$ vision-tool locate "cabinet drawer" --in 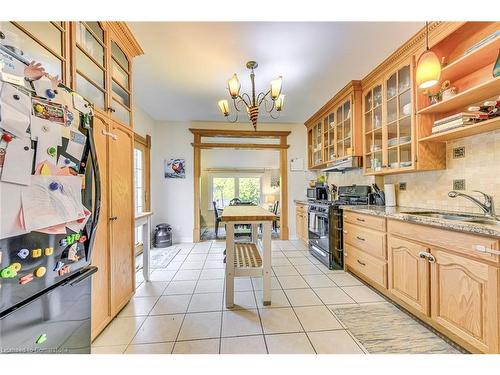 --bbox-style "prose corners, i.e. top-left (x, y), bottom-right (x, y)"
top-left (344, 222), bottom-right (386, 260)
top-left (388, 219), bottom-right (500, 264)
top-left (343, 211), bottom-right (386, 231)
top-left (345, 244), bottom-right (387, 289)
